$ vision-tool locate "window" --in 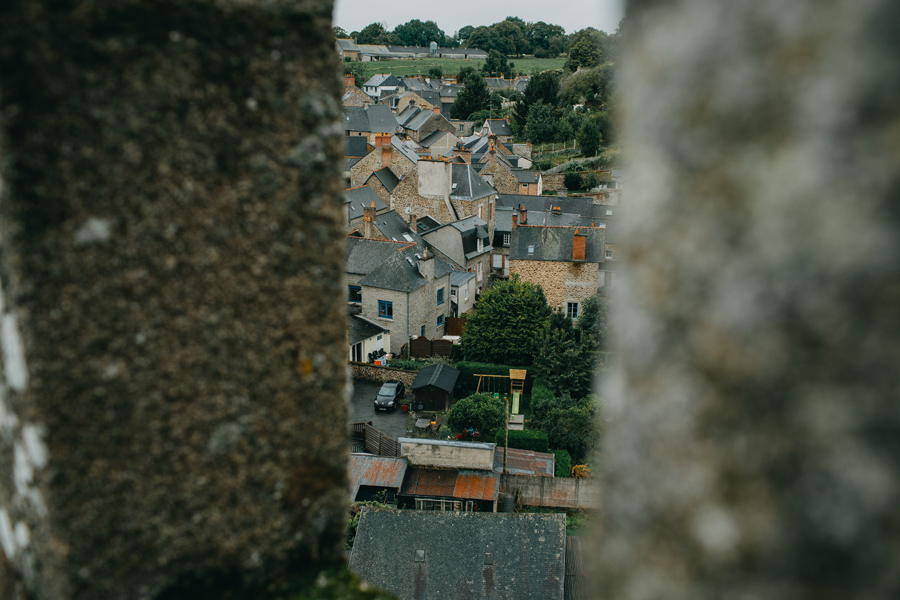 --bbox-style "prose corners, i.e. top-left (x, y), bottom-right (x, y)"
top-left (437, 288), bottom-right (445, 306)
top-left (348, 285), bottom-right (362, 303)
top-left (378, 300), bottom-right (393, 320)
top-left (421, 325), bottom-right (426, 336)
top-left (451, 288), bottom-right (457, 299)
top-left (606, 249), bottom-right (614, 259)
top-left (476, 262), bottom-right (483, 282)
top-left (606, 209), bottom-right (613, 216)
top-left (351, 342), bottom-right (363, 362)
top-left (437, 314), bottom-right (444, 328)
top-left (464, 286), bottom-right (468, 301)
top-left (477, 238), bottom-right (483, 252)
top-left (478, 205), bottom-right (483, 219)
top-left (503, 233), bottom-right (510, 246)
top-left (415, 498), bottom-right (463, 512)
top-left (567, 302), bottom-right (579, 319)
top-left (527, 245), bottom-right (535, 255)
